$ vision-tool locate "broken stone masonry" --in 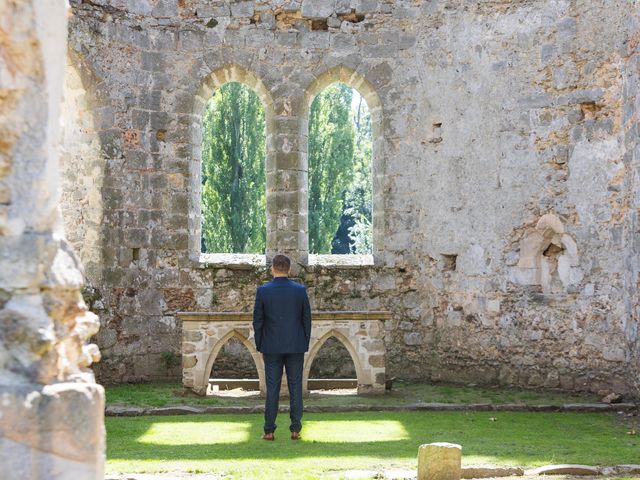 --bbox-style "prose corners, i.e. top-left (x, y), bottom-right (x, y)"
top-left (0, 1), bottom-right (104, 479)
top-left (53, 0), bottom-right (640, 398)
